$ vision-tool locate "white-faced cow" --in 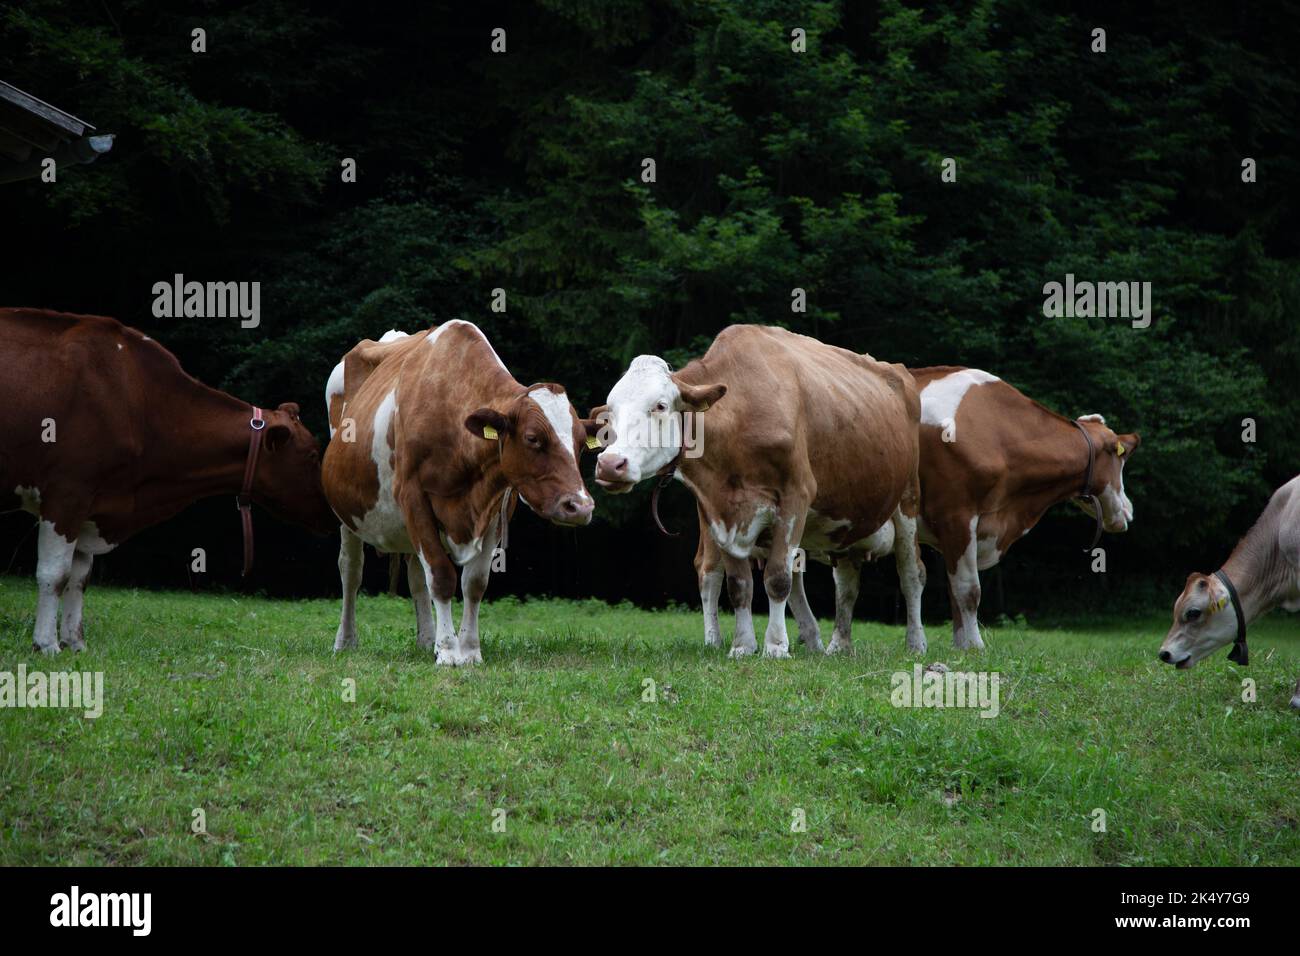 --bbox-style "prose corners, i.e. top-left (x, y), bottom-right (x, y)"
top-left (694, 364), bottom-right (1141, 652)
top-left (321, 320), bottom-right (597, 666)
top-left (592, 324), bottom-right (927, 658)
top-left (1, 308), bottom-right (336, 654)
top-left (1160, 475), bottom-right (1300, 709)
